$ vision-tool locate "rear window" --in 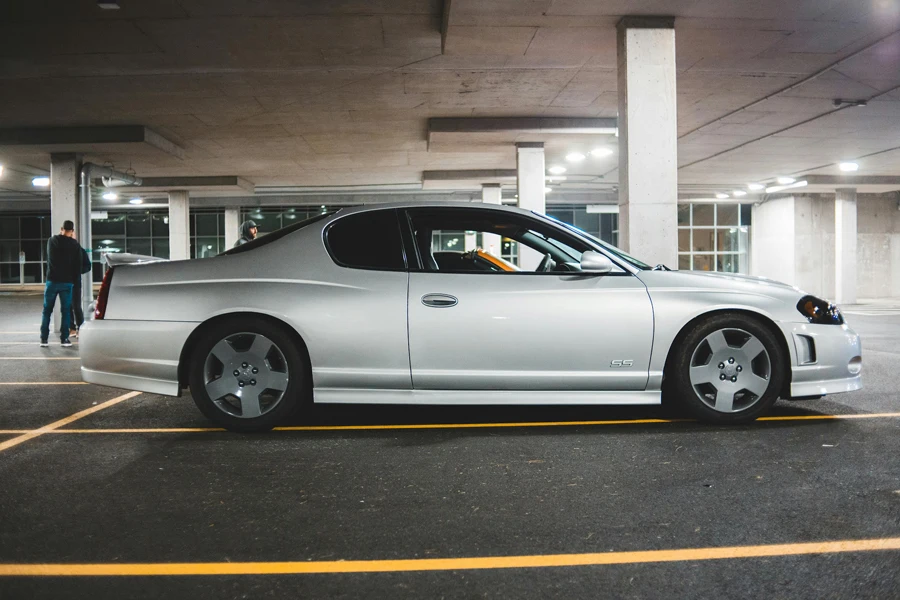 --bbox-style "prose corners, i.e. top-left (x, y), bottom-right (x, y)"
top-left (224, 212), bottom-right (331, 255)
top-left (326, 209), bottom-right (405, 271)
